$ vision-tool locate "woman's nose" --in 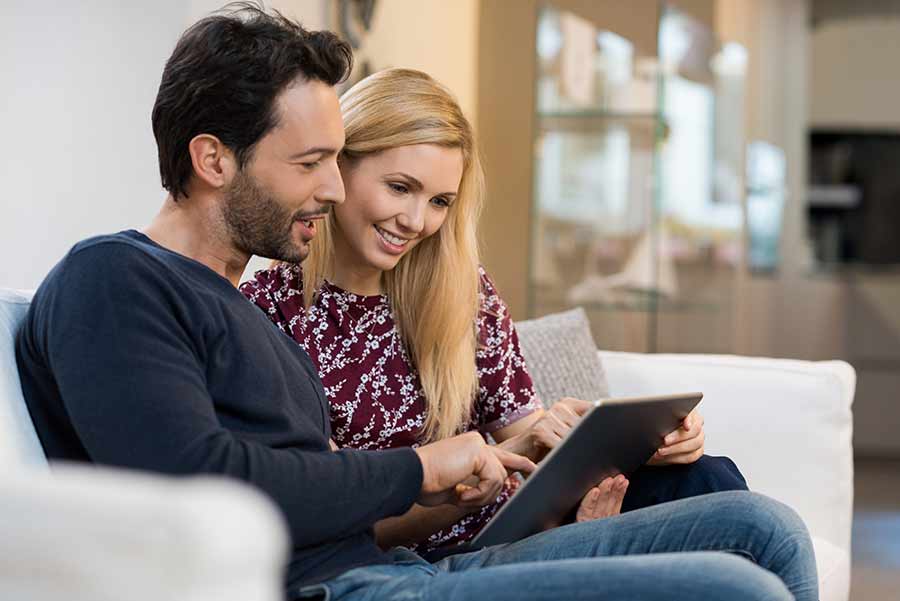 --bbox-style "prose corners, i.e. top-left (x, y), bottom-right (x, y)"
top-left (395, 198), bottom-right (426, 233)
